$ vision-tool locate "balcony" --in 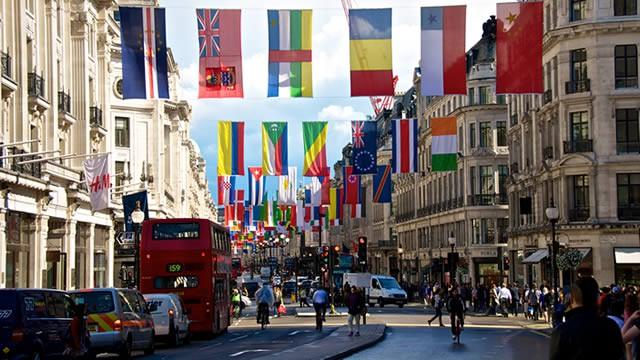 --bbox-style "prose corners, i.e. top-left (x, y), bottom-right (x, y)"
top-left (619, 206), bottom-right (640, 221)
top-left (58, 91), bottom-right (71, 114)
top-left (543, 146), bottom-right (554, 160)
top-left (617, 142), bottom-right (640, 155)
top-left (27, 72), bottom-right (49, 112)
top-left (377, 240), bottom-right (398, 250)
top-left (565, 79), bottom-right (590, 95)
top-left (510, 162), bottom-right (519, 174)
top-left (1, 147), bottom-right (42, 178)
top-left (90, 106), bottom-right (103, 127)
top-left (1, 51), bottom-right (16, 97)
top-left (543, 89), bottom-right (553, 105)
top-left (510, 114), bottom-right (518, 127)
top-left (468, 194), bottom-right (509, 206)
top-left (1, 51), bottom-right (10, 78)
top-left (569, 207), bottom-right (590, 222)
top-left (563, 139), bottom-right (593, 154)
